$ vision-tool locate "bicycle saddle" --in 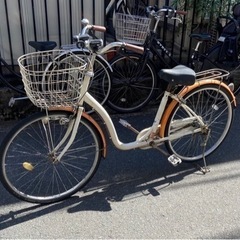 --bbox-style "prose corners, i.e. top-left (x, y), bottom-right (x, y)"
top-left (28, 41), bottom-right (57, 51)
top-left (189, 33), bottom-right (211, 41)
top-left (159, 65), bottom-right (196, 86)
